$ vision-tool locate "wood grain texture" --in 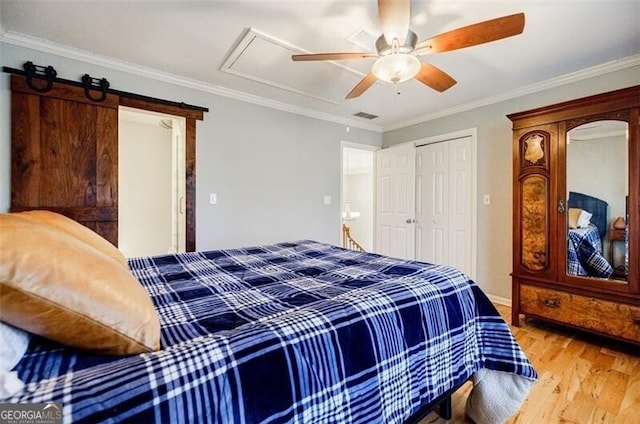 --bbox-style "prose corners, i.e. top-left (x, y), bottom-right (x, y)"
top-left (10, 77), bottom-right (119, 246)
top-left (185, 118), bottom-right (197, 252)
top-left (629, 107), bottom-right (640, 295)
top-left (346, 73), bottom-right (377, 99)
top-left (11, 92), bottom-right (41, 206)
top-left (120, 96), bottom-right (203, 121)
top-left (39, 98), bottom-right (97, 207)
top-left (96, 106), bottom-right (118, 207)
top-left (520, 176), bottom-right (548, 271)
top-left (8, 206), bottom-right (117, 221)
top-left (510, 85), bottom-right (639, 345)
top-left (96, 221), bottom-right (118, 246)
top-left (506, 85), bottom-right (640, 130)
top-left (11, 74), bottom-right (119, 109)
top-left (420, 304), bottom-right (640, 424)
top-left (10, 72), bottom-right (204, 251)
top-left (520, 284), bottom-right (640, 343)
